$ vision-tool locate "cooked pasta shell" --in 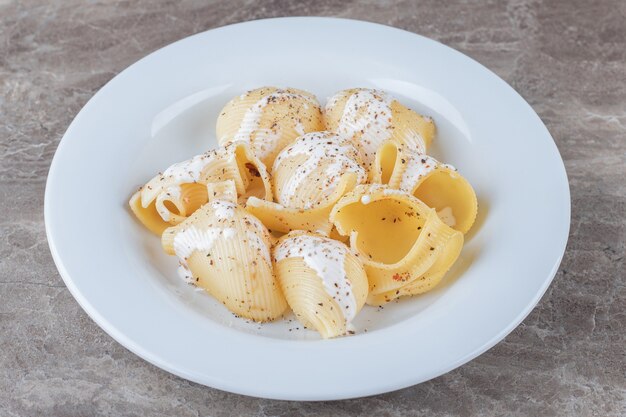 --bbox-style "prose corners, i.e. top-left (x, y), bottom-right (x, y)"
top-left (130, 141), bottom-right (272, 234)
top-left (330, 184), bottom-right (463, 302)
top-left (324, 88), bottom-right (435, 168)
top-left (161, 180), bottom-right (287, 321)
top-left (245, 132), bottom-right (367, 234)
top-left (373, 140), bottom-right (478, 233)
top-left (273, 231), bottom-right (368, 338)
top-left (216, 87), bottom-right (324, 166)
